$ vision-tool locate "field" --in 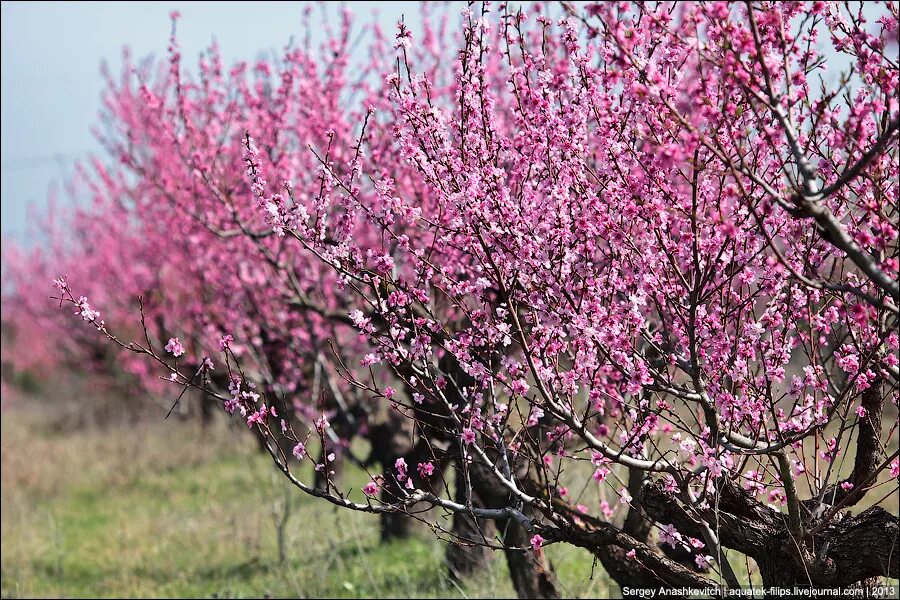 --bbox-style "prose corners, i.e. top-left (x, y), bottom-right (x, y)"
top-left (0, 402), bottom-right (611, 599)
